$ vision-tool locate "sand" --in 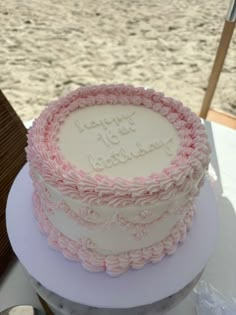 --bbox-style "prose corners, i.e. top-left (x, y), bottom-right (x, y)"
top-left (1, 0), bottom-right (235, 121)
